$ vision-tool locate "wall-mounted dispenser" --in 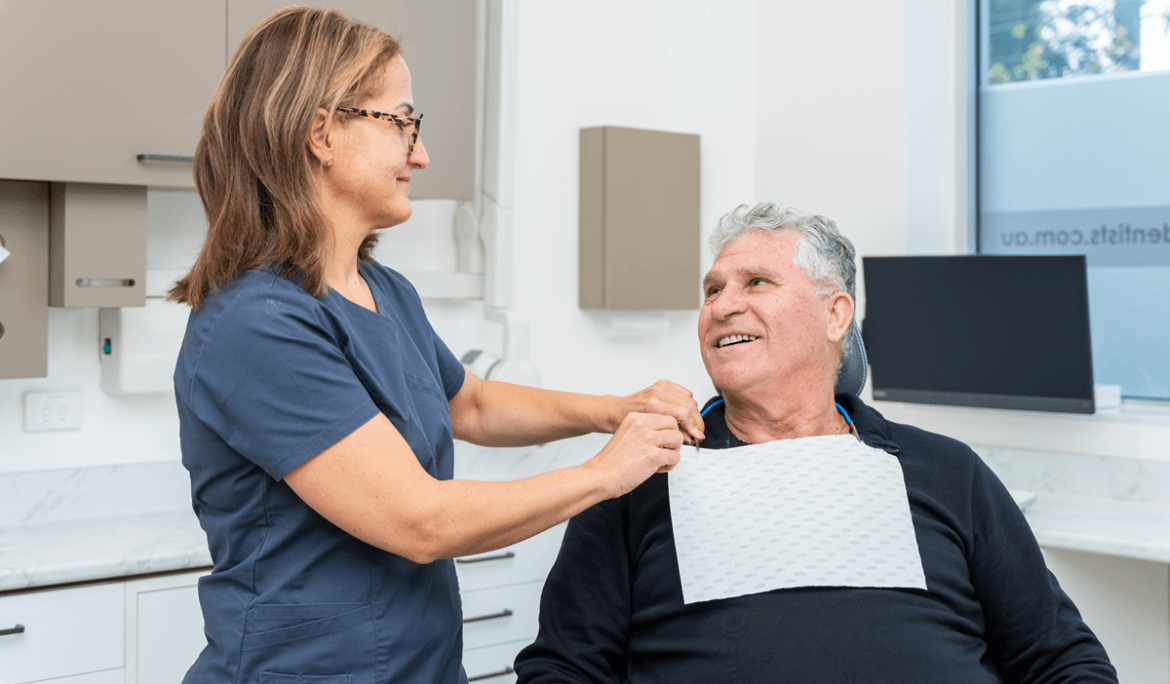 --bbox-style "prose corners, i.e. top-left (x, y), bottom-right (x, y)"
top-left (98, 269), bottom-right (188, 394)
